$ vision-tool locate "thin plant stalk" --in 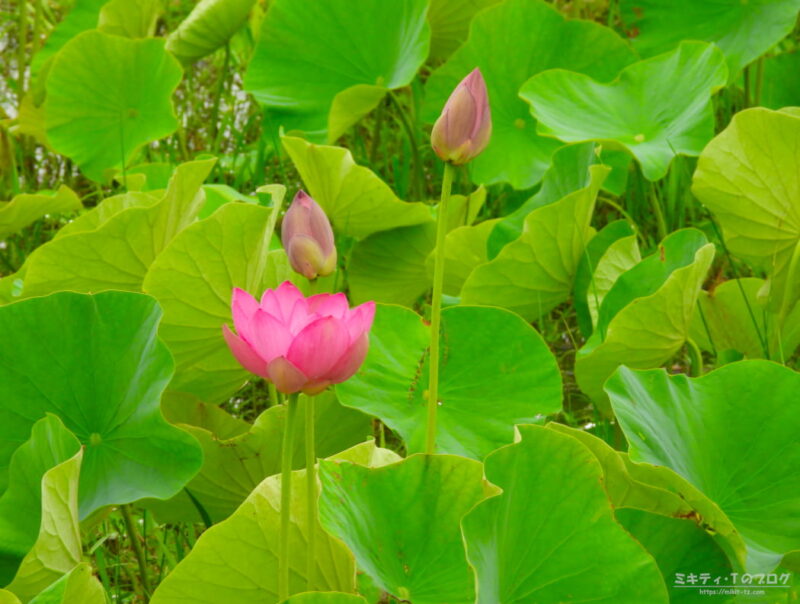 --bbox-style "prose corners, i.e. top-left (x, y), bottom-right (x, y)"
top-left (279, 392), bottom-right (300, 600)
top-left (686, 338), bottom-right (704, 377)
top-left (210, 43), bottom-right (231, 152)
top-left (425, 162), bottom-right (454, 455)
top-left (648, 181), bottom-right (668, 242)
top-left (754, 56), bottom-right (765, 107)
top-left (305, 394), bottom-right (316, 590)
top-left (120, 504), bottom-right (151, 601)
top-left (17, 0), bottom-right (27, 105)
top-left (388, 90), bottom-right (424, 200)
top-left (369, 98), bottom-right (386, 166)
